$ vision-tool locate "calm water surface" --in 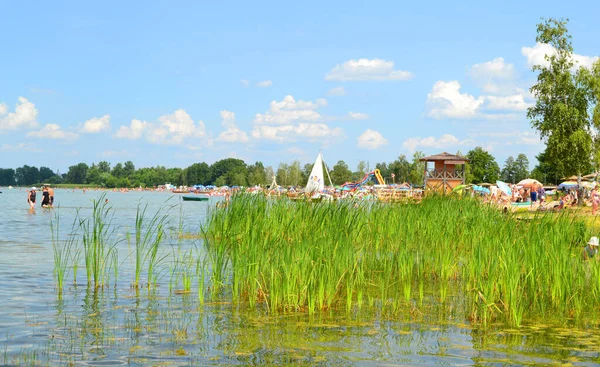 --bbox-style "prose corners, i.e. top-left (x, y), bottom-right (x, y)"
top-left (1, 188), bottom-right (599, 366)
